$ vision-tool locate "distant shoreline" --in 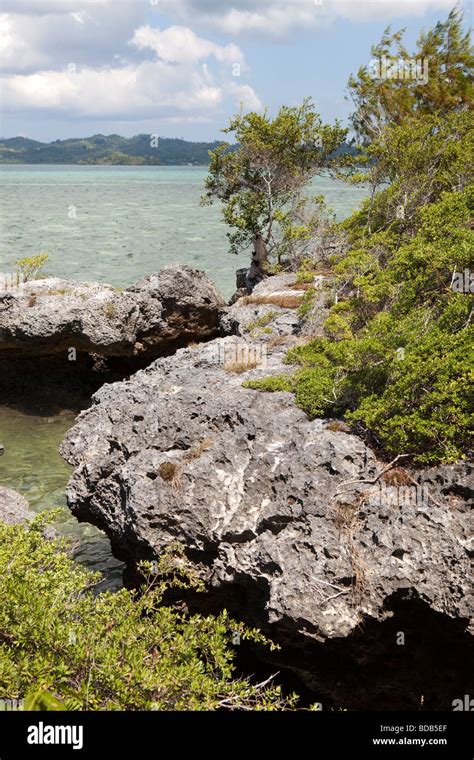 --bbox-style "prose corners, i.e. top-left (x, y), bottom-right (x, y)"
top-left (0, 163), bottom-right (210, 167)
top-left (0, 134), bottom-right (355, 166)
top-left (0, 134), bottom-right (225, 167)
